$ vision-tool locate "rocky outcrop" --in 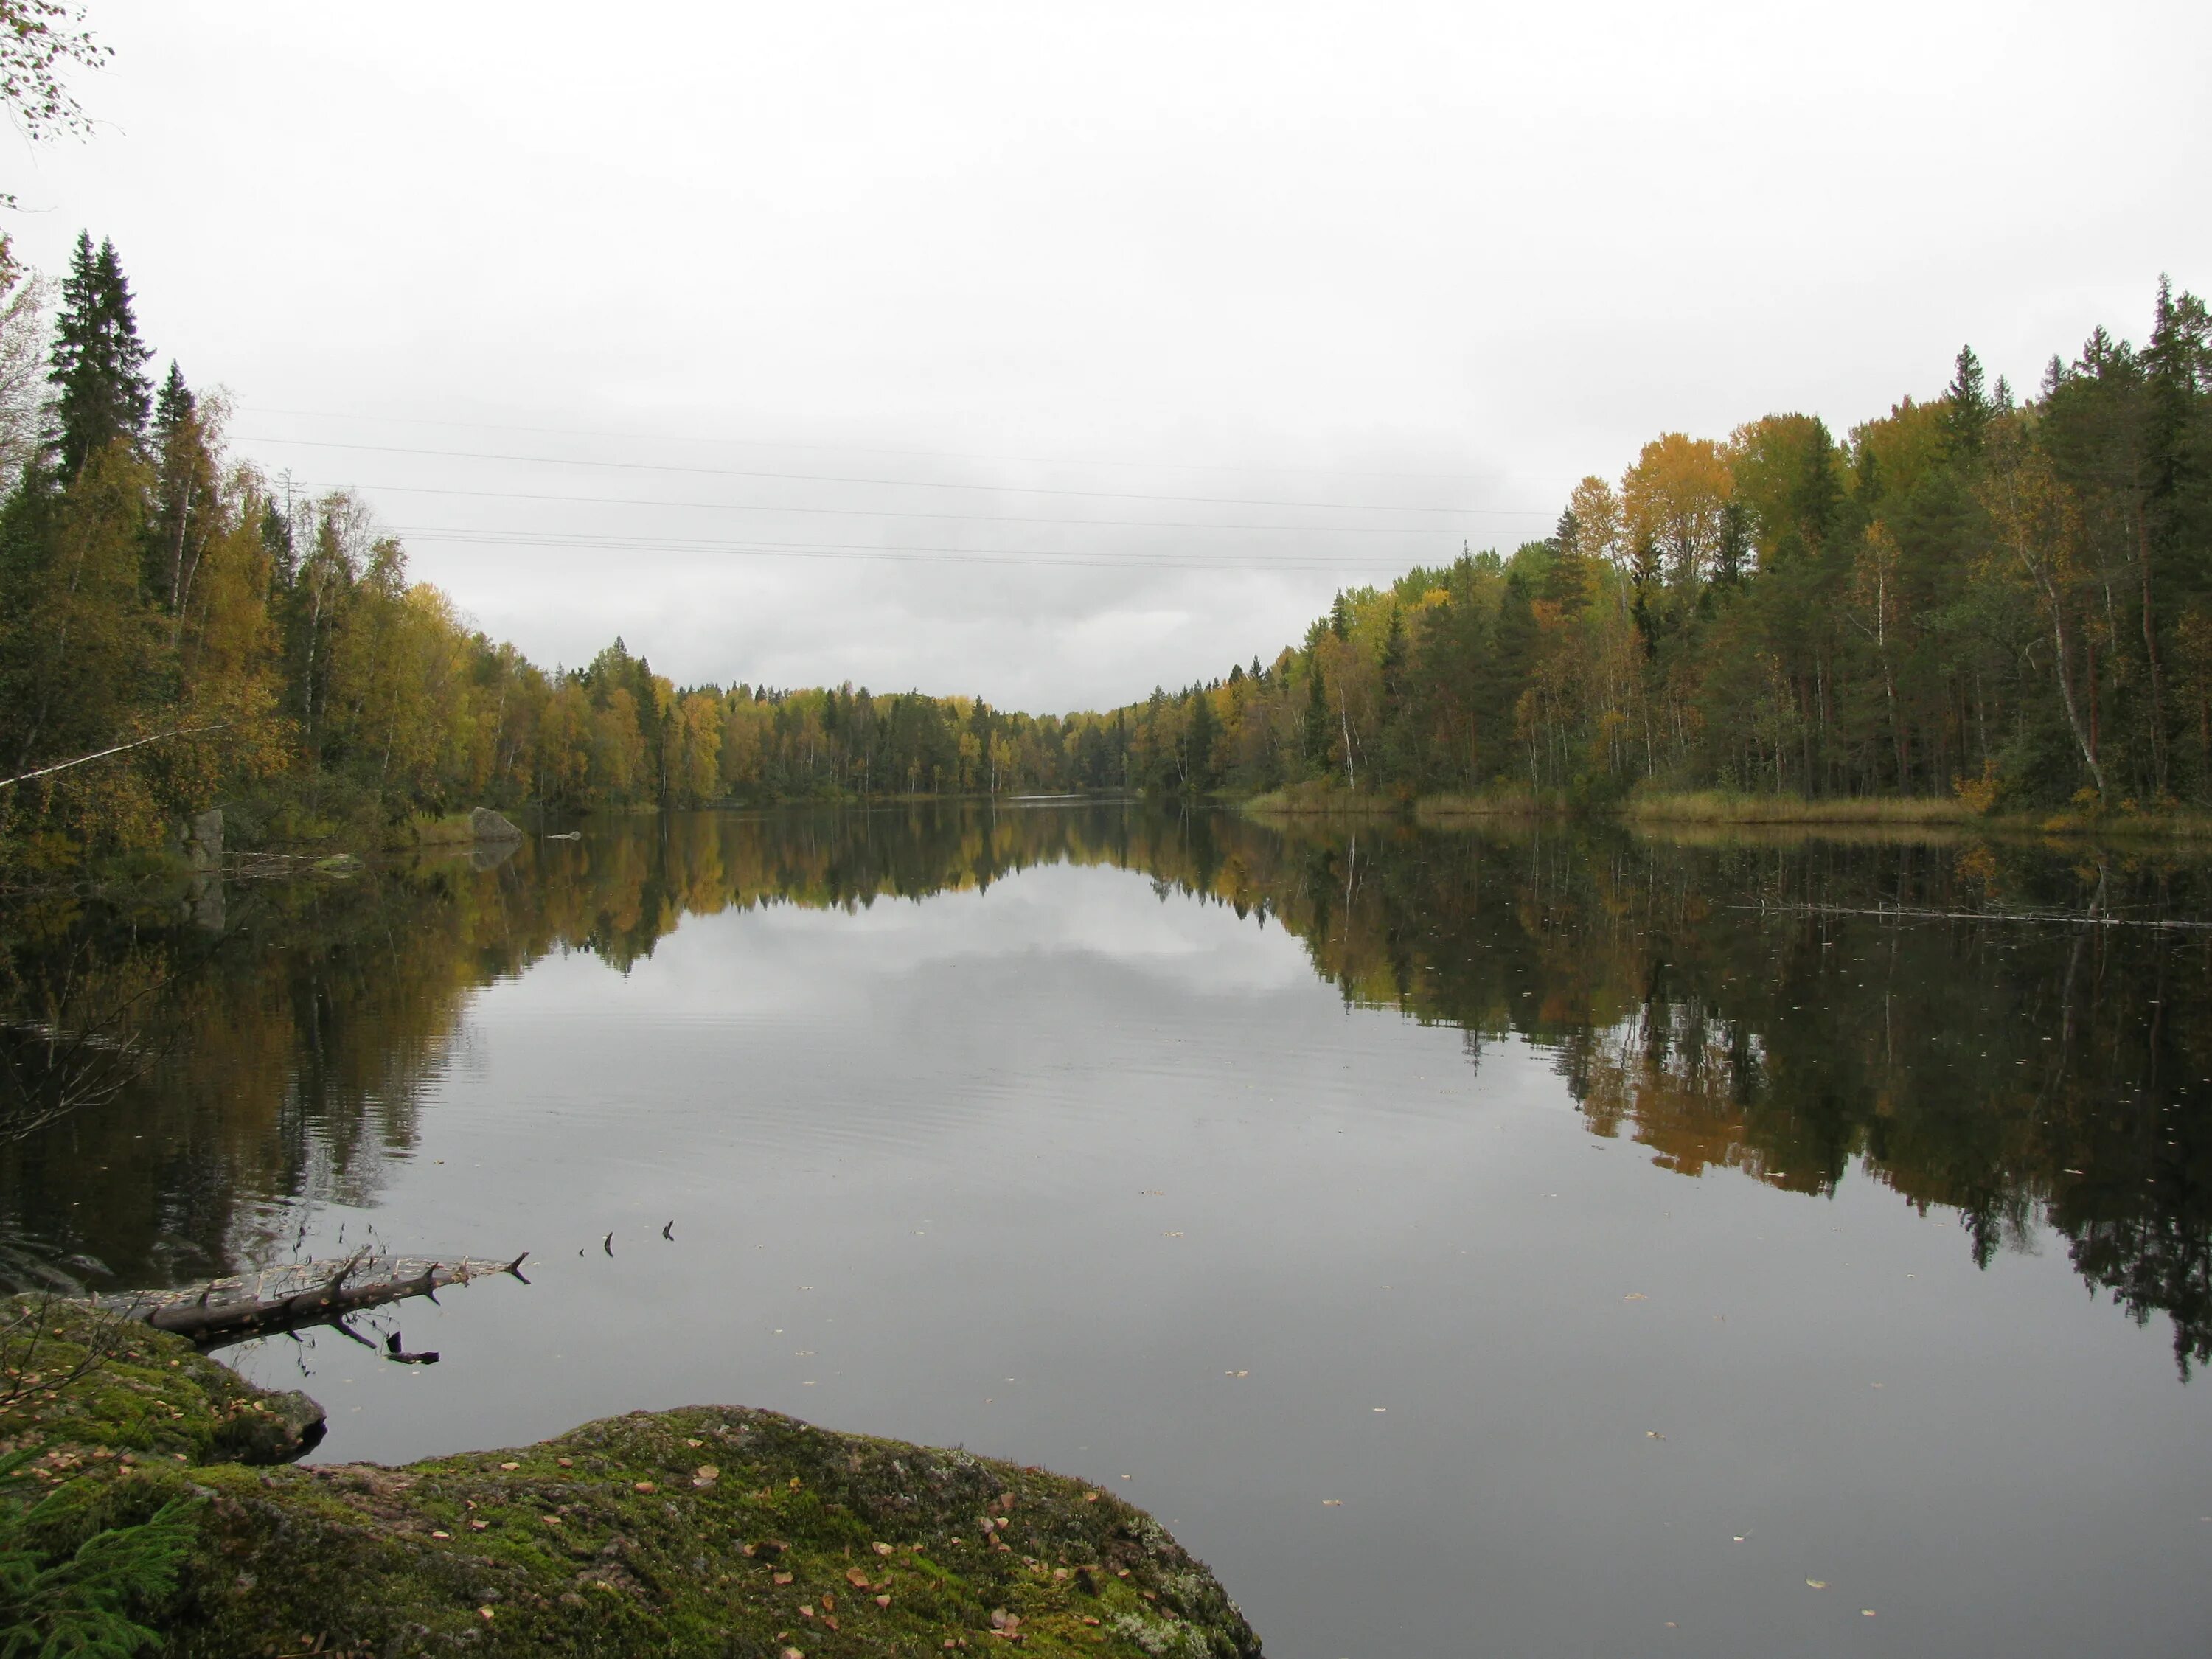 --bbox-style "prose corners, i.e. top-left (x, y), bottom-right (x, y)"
top-left (3, 1300), bottom-right (1265, 1657)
